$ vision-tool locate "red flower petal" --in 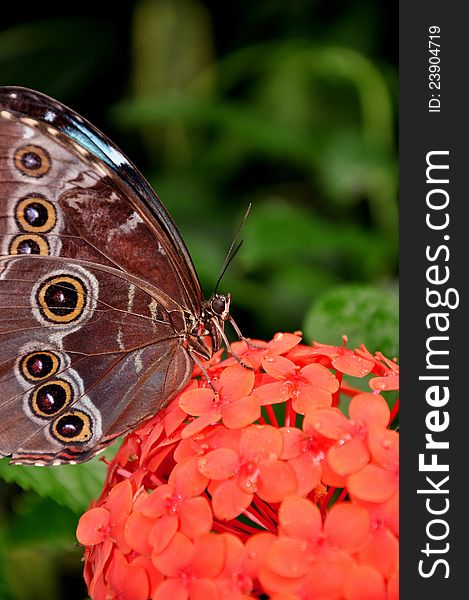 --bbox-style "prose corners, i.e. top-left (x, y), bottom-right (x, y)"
top-left (343, 565), bottom-right (387, 600)
top-left (267, 537), bottom-right (312, 578)
top-left (106, 479), bottom-right (133, 524)
top-left (179, 497), bottom-right (213, 538)
top-left (239, 425), bottom-right (283, 462)
top-left (288, 454), bottom-right (322, 497)
top-left (140, 484), bottom-right (172, 518)
top-left (111, 514), bottom-right (133, 555)
top-left (181, 407), bottom-right (221, 437)
top-left (222, 395), bottom-right (261, 428)
top-left (219, 363), bottom-right (255, 402)
top-left (349, 393), bottom-right (390, 427)
top-left (148, 514), bottom-right (178, 554)
top-left (124, 511), bottom-right (154, 555)
top-left (321, 458), bottom-right (347, 487)
top-left (153, 578), bottom-right (188, 600)
top-left (244, 532), bottom-right (277, 578)
top-left (191, 533), bottom-right (226, 577)
top-left (257, 460), bottom-right (297, 502)
top-left (152, 532), bottom-right (194, 577)
top-left (292, 384), bottom-right (332, 414)
top-left (353, 490), bottom-right (399, 537)
top-left (262, 355), bottom-right (296, 379)
top-left (211, 478), bottom-right (252, 520)
top-left (206, 426), bottom-right (243, 452)
top-left (278, 496), bottom-right (322, 541)
top-left (87, 539), bottom-right (113, 595)
top-left (189, 578), bottom-right (219, 600)
top-left (108, 549), bottom-right (150, 600)
top-left (300, 363), bottom-right (340, 392)
top-left (369, 375), bottom-right (399, 392)
top-left (258, 564), bottom-right (302, 596)
top-left (198, 448), bottom-right (240, 480)
top-left (327, 437), bottom-right (370, 476)
top-left (76, 507), bottom-right (110, 546)
top-left (279, 427), bottom-right (304, 459)
top-left (268, 332), bottom-right (302, 355)
top-left (324, 503), bottom-right (371, 553)
top-left (332, 352), bottom-right (374, 377)
top-left (359, 528), bottom-right (399, 578)
top-left (254, 381), bottom-right (290, 406)
top-left (170, 456), bottom-right (209, 498)
top-left (387, 571), bottom-right (399, 600)
top-left (348, 464), bottom-right (398, 503)
top-left (162, 402), bottom-right (187, 437)
top-left (304, 408), bottom-right (352, 440)
top-left (179, 388), bottom-right (215, 416)
top-left (300, 550), bottom-right (353, 599)
top-left (219, 532), bottom-right (245, 575)
top-left (131, 555), bottom-right (164, 597)
top-left (368, 425), bottom-right (399, 470)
